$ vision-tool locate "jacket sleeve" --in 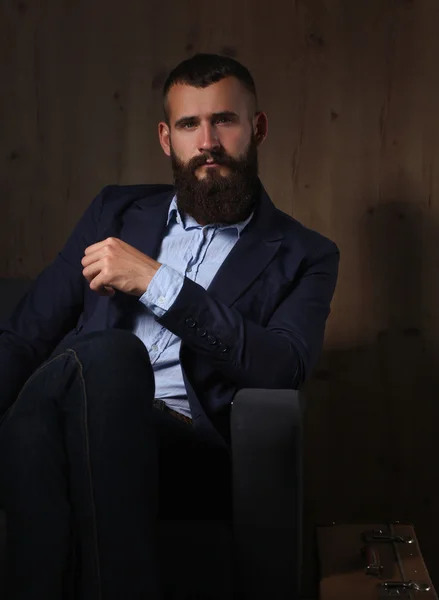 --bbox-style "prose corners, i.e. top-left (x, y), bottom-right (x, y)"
top-left (157, 242), bottom-right (340, 390)
top-left (0, 190), bottom-right (104, 417)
